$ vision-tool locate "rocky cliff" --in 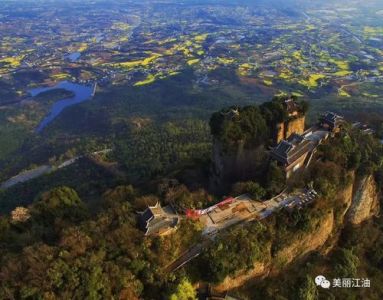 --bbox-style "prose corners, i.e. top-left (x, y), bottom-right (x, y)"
top-left (273, 210), bottom-right (334, 267)
top-left (214, 174), bottom-right (381, 291)
top-left (209, 138), bottom-right (267, 192)
top-left (214, 210), bottom-right (335, 293)
top-left (209, 115), bottom-right (305, 191)
top-left (209, 100), bottom-right (307, 191)
top-left (348, 175), bottom-right (380, 225)
top-left (276, 115), bottom-right (306, 143)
